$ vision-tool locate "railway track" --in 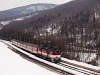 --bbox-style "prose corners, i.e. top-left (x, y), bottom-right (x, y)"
top-left (61, 60), bottom-right (100, 75)
top-left (11, 47), bottom-right (73, 75)
top-left (1, 40), bottom-right (100, 75)
top-left (57, 62), bottom-right (96, 75)
top-left (2, 41), bottom-right (73, 75)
